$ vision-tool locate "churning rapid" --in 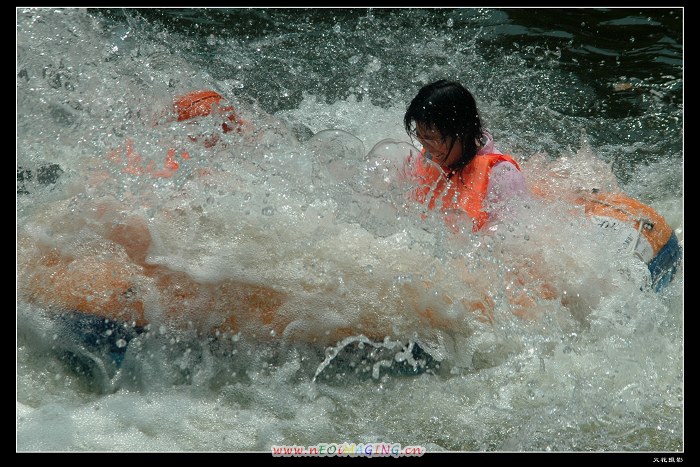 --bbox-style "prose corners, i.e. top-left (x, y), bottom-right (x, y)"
top-left (17, 8), bottom-right (683, 452)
